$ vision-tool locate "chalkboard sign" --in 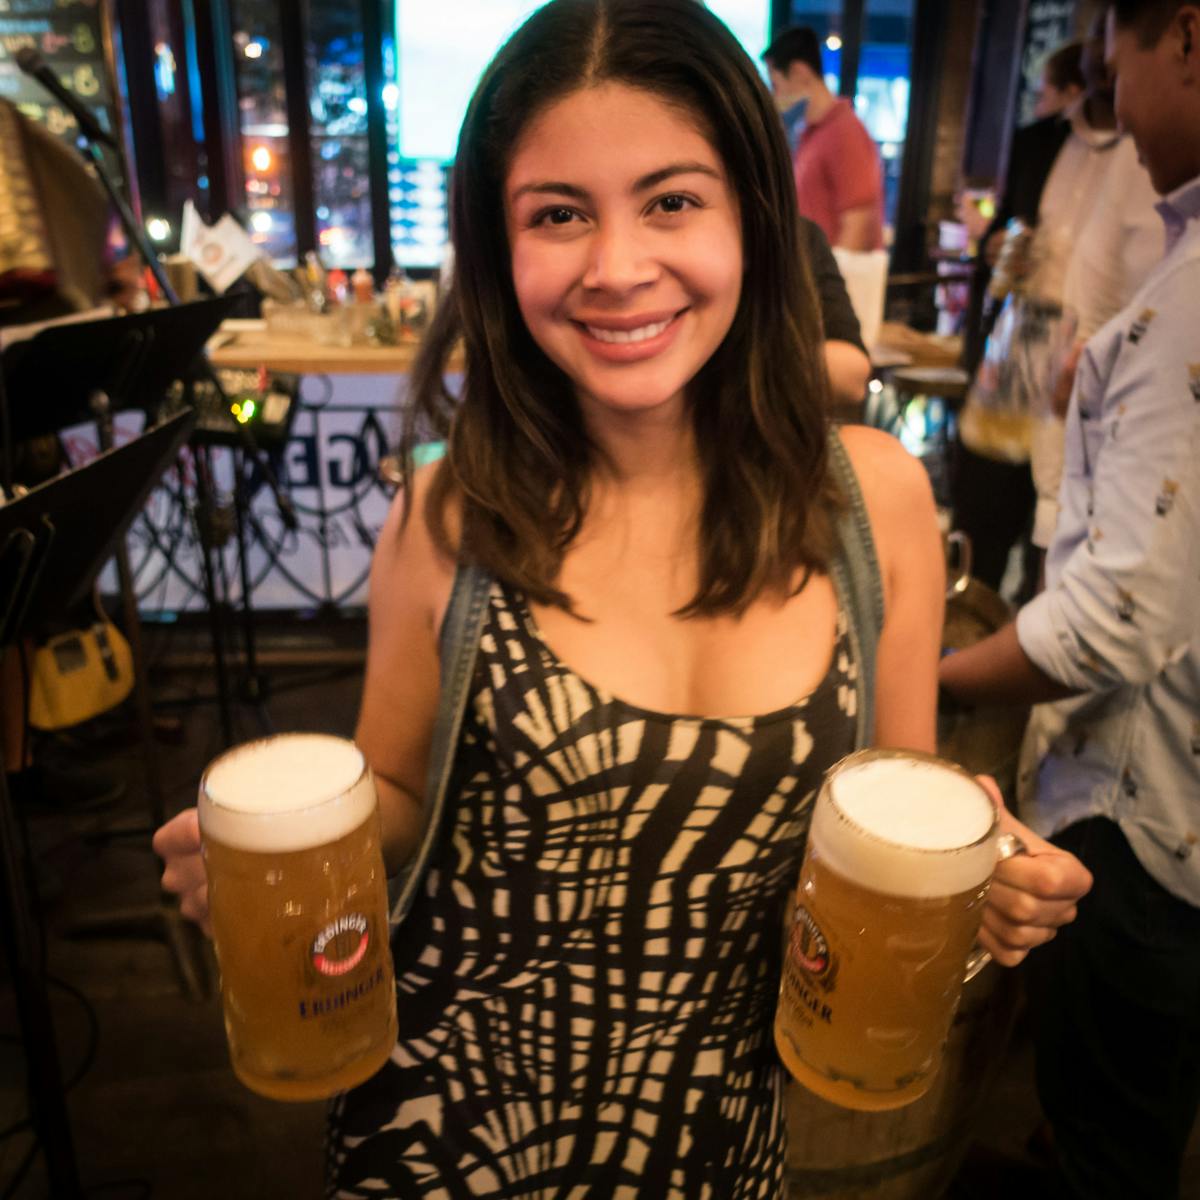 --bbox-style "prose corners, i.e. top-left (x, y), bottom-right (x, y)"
top-left (1015, 0), bottom-right (1078, 127)
top-left (0, 0), bottom-right (119, 153)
